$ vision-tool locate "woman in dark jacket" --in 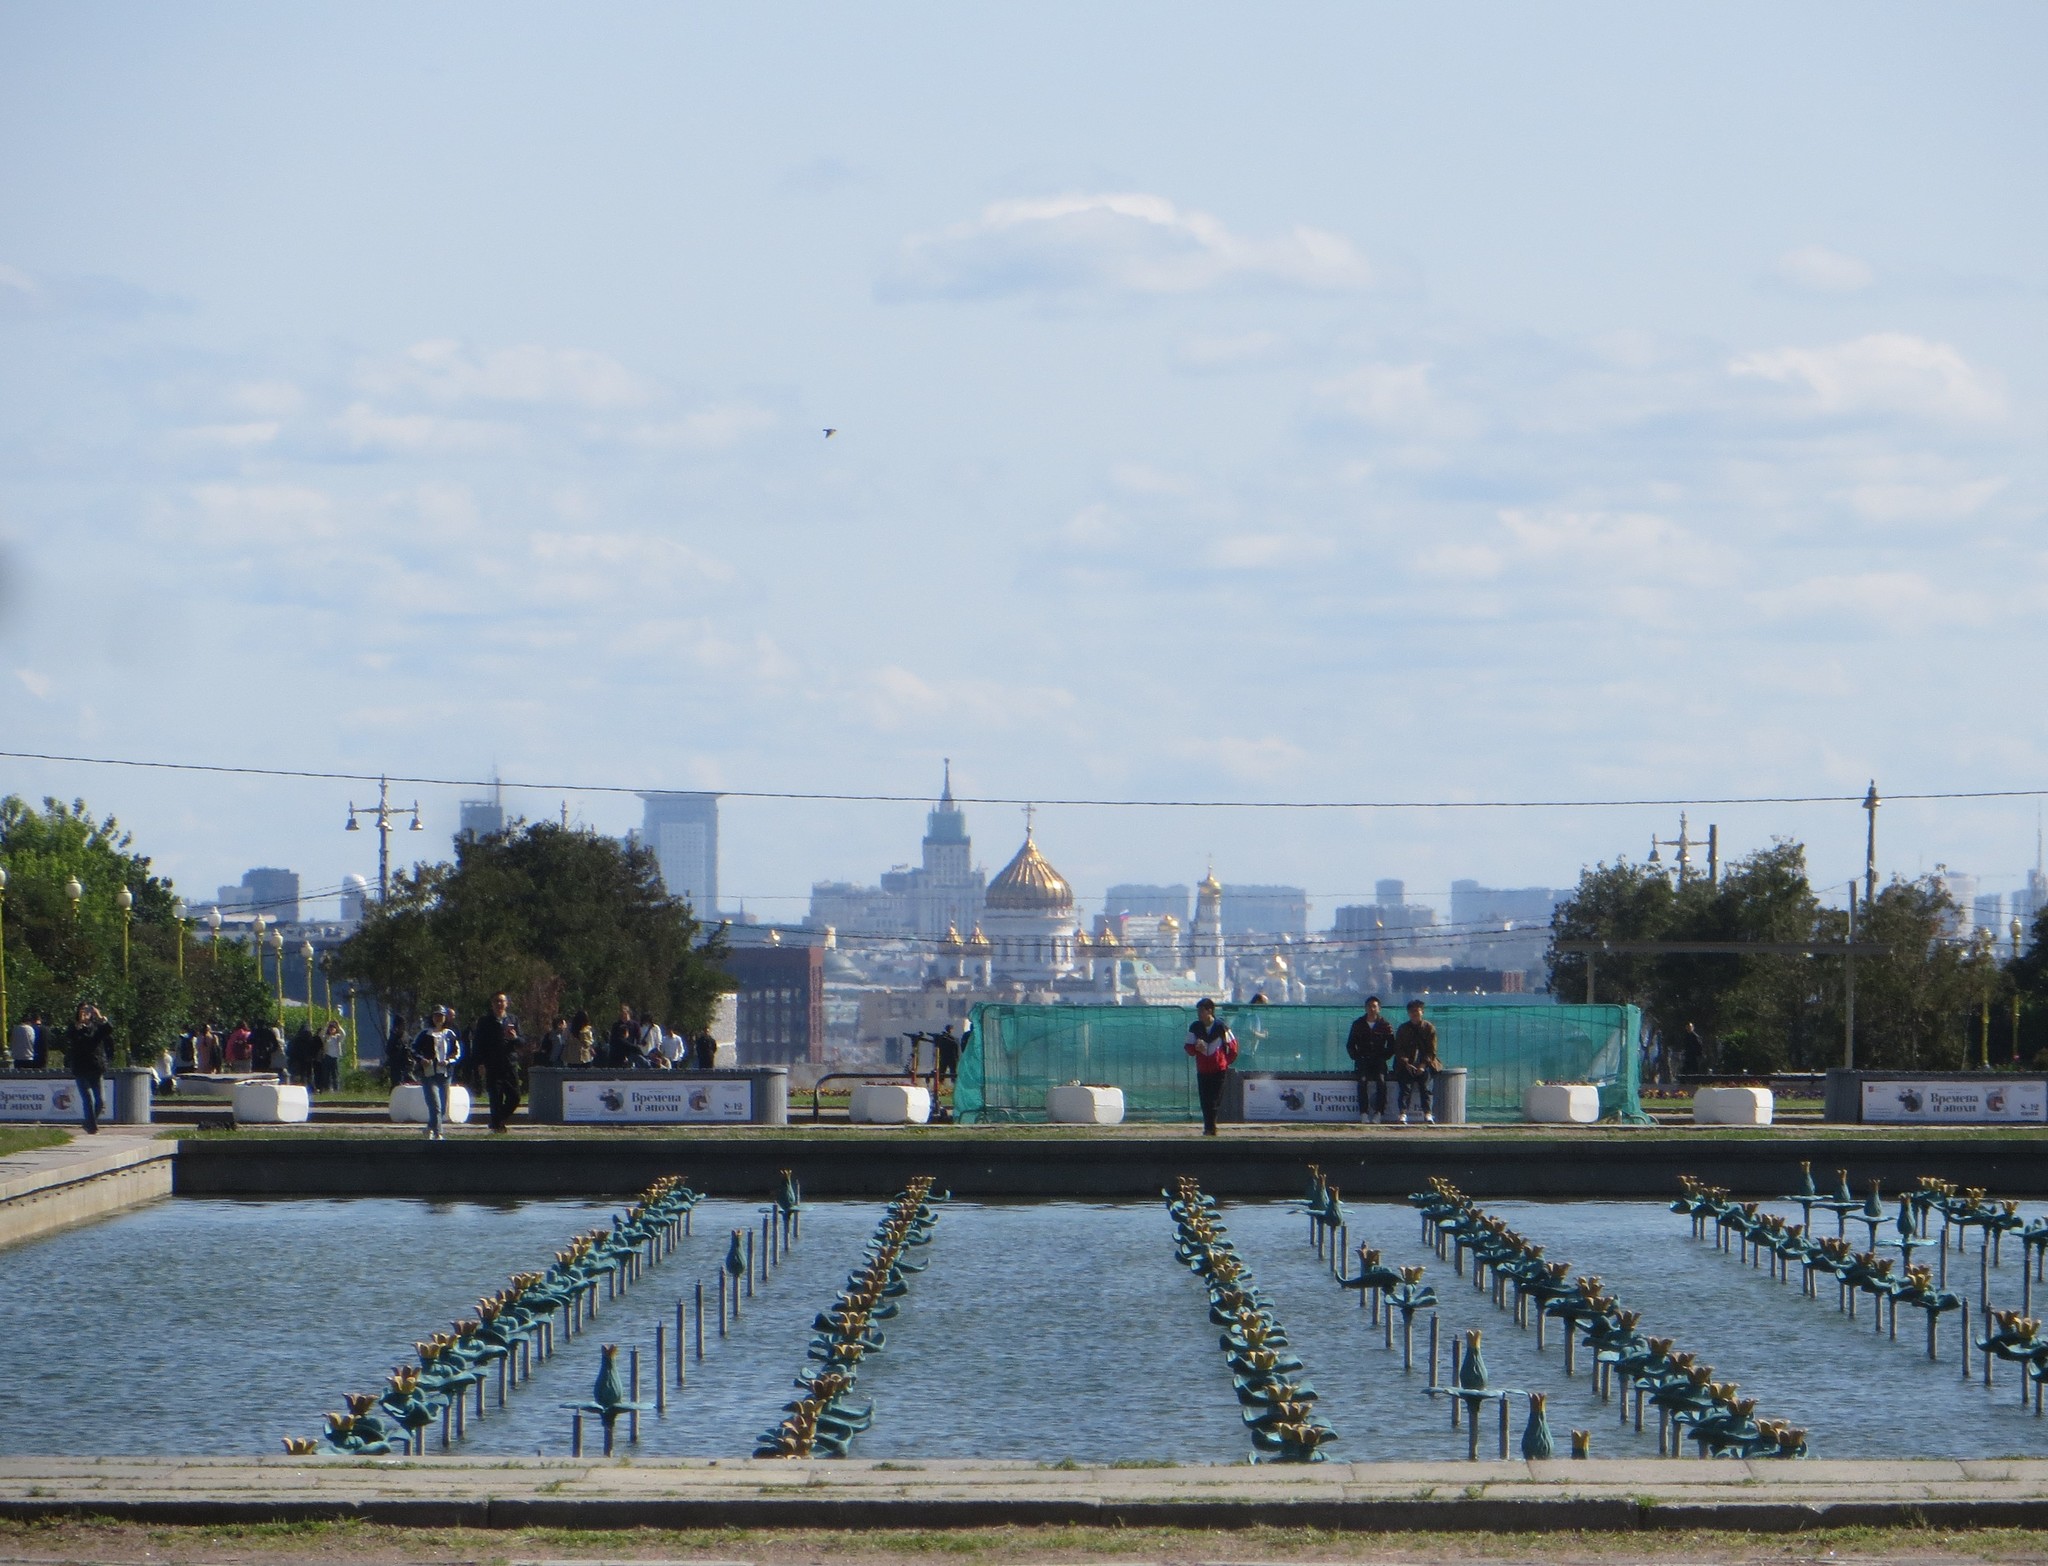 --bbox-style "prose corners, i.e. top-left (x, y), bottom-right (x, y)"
top-left (65, 1003), bottom-right (114, 1134)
